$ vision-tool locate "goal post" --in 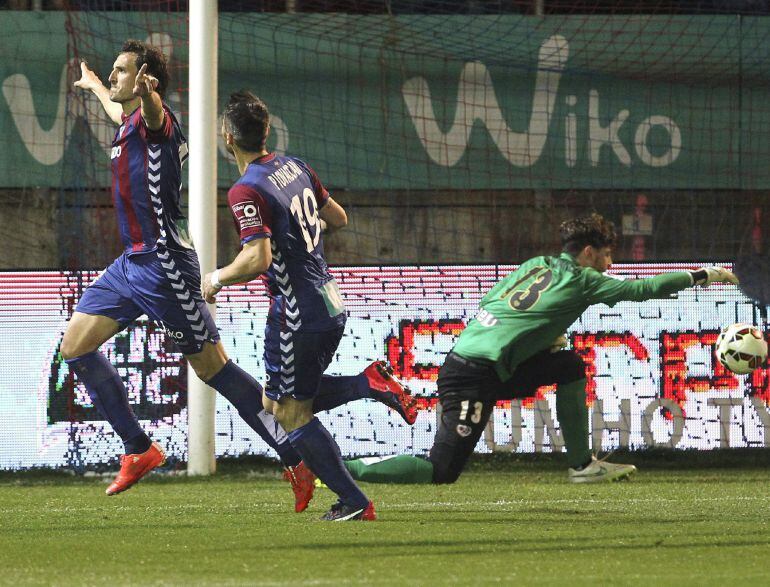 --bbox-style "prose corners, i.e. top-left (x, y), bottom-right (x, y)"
top-left (187, 0), bottom-right (219, 476)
